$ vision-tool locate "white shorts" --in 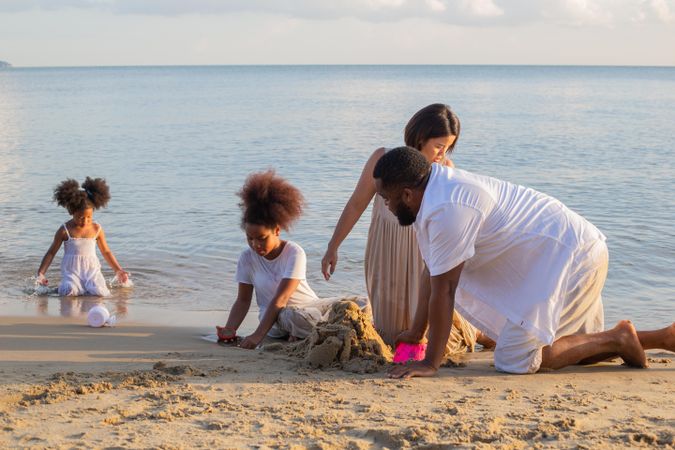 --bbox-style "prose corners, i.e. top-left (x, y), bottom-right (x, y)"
top-left (494, 240), bottom-right (608, 374)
